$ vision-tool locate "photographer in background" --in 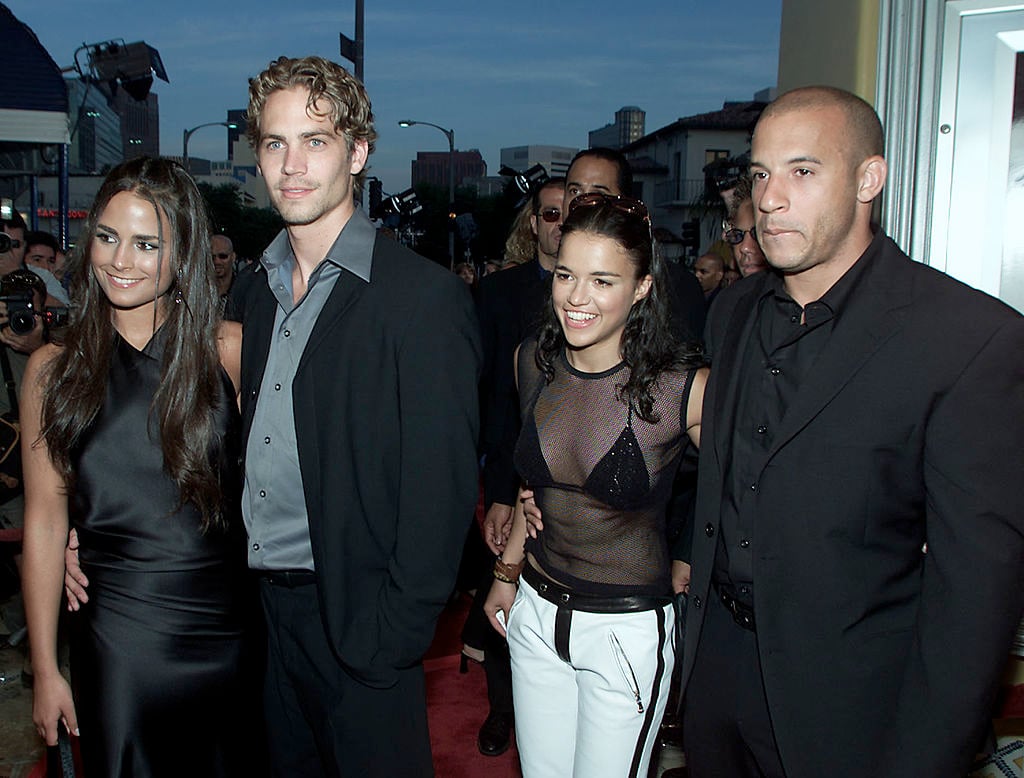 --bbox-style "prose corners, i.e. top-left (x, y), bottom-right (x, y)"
top-left (1, 211), bottom-right (28, 272)
top-left (23, 231), bottom-right (71, 307)
top-left (0, 266), bottom-right (50, 655)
